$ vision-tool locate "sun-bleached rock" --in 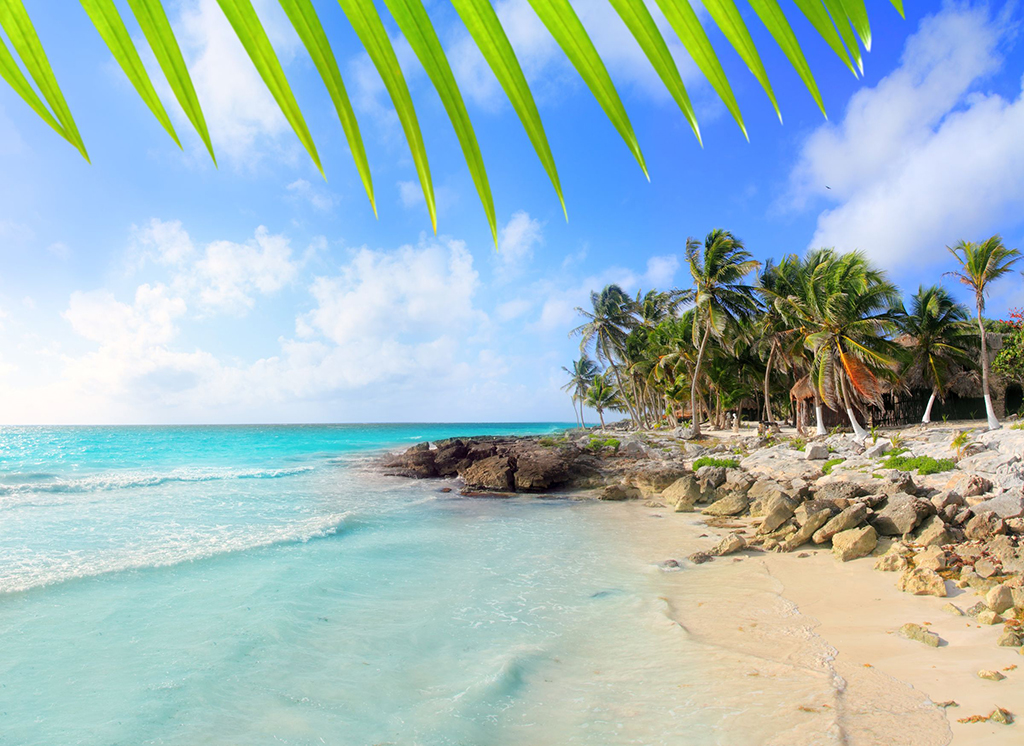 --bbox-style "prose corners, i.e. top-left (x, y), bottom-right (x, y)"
top-left (832, 526), bottom-right (877, 562)
top-left (897, 567), bottom-right (947, 597)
